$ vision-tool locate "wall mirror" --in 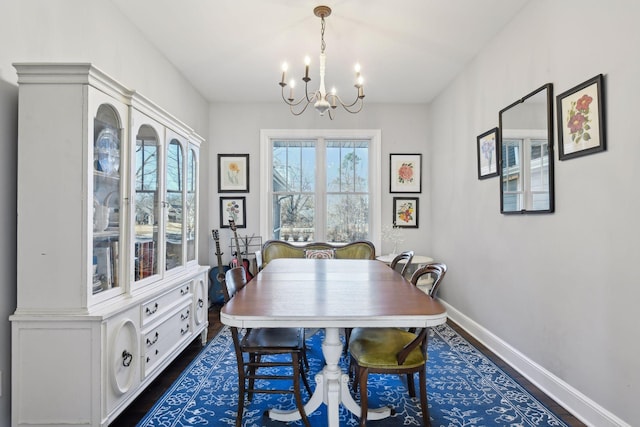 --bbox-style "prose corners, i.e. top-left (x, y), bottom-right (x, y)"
top-left (499, 83), bottom-right (554, 214)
